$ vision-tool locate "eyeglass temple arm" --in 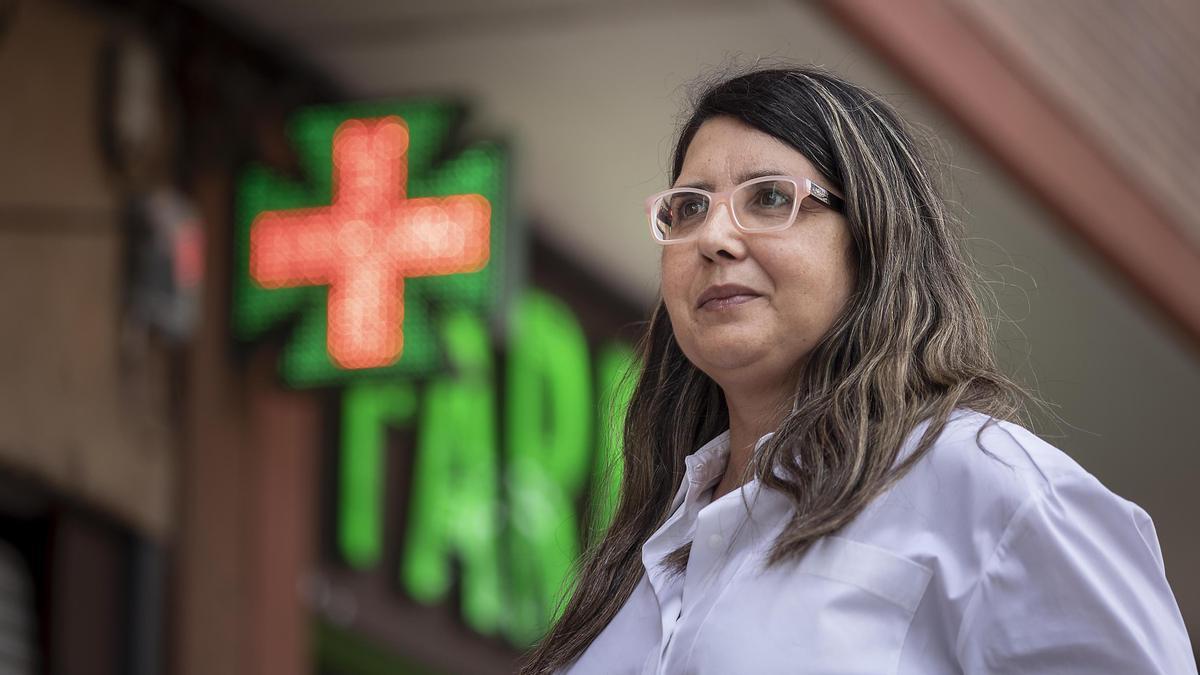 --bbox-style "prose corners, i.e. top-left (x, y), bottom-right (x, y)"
top-left (809, 181), bottom-right (845, 213)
